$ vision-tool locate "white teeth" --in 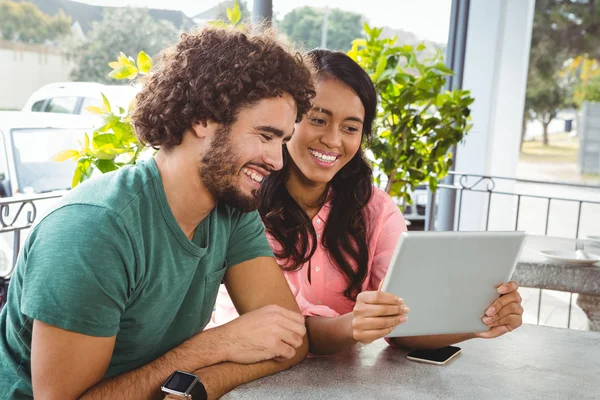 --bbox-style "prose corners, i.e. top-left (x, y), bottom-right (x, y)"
top-left (243, 168), bottom-right (263, 183)
top-left (309, 149), bottom-right (336, 162)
